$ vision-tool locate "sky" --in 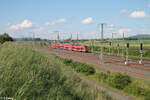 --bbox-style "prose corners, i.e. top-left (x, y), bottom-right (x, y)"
top-left (0, 0), bottom-right (150, 39)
